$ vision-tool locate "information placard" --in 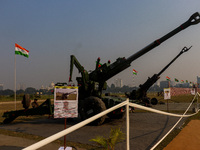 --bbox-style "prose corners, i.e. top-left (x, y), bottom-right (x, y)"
top-left (164, 88), bottom-right (171, 100)
top-left (191, 88), bottom-right (195, 95)
top-left (54, 86), bottom-right (78, 118)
